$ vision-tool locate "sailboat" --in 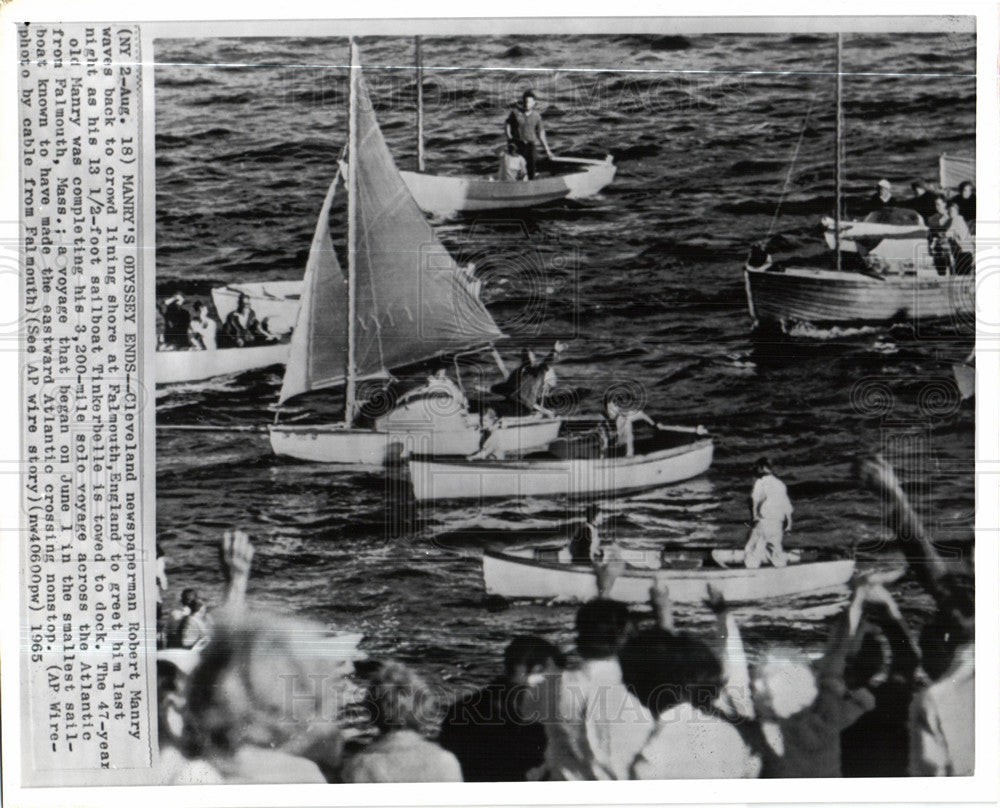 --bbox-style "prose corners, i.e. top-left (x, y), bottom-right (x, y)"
top-left (743, 35), bottom-right (974, 330)
top-left (398, 38), bottom-right (616, 216)
top-left (268, 42), bottom-right (563, 466)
